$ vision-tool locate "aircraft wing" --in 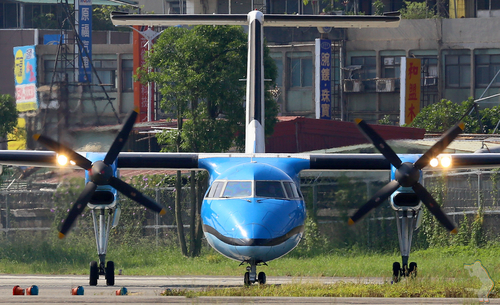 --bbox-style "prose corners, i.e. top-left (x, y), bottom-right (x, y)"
top-left (308, 153), bottom-right (500, 170)
top-left (110, 12), bottom-right (400, 28)
top-left (1, 151), bottom-right (500, 171)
